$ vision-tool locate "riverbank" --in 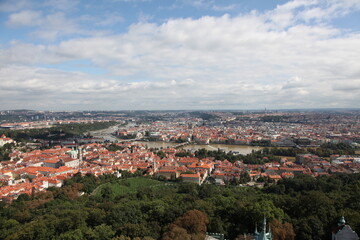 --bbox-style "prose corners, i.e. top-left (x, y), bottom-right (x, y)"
top-left (89, 124), bottom-right (273, 155)
top-left (134, 141), bottom-right (264, 155)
